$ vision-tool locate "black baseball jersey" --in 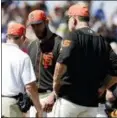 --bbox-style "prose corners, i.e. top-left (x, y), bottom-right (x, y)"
top-left (39, 34), bottom-right (62, 91)
top-left (57, 27), bottom-right (117, 107)
top-left (28, 33), bottom-right (62, 91)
